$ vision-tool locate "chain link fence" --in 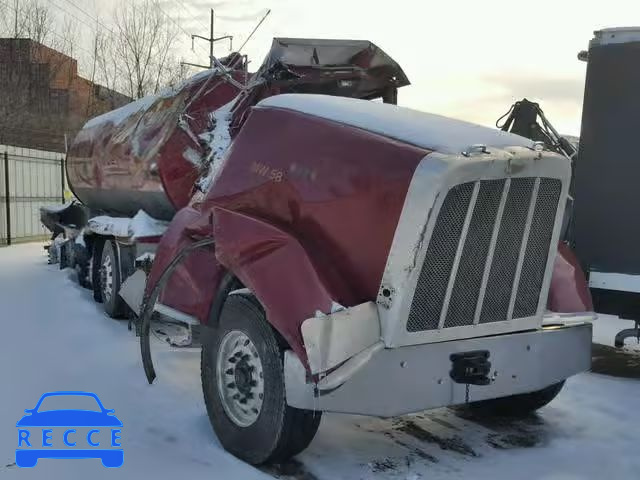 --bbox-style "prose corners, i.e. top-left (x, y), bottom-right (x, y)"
top-left (0, 144), bottom-right (66, 246)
